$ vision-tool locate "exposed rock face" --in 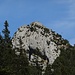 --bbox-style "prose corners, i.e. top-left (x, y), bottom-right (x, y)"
top-left (12, 22), bottom-right (69, 73)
